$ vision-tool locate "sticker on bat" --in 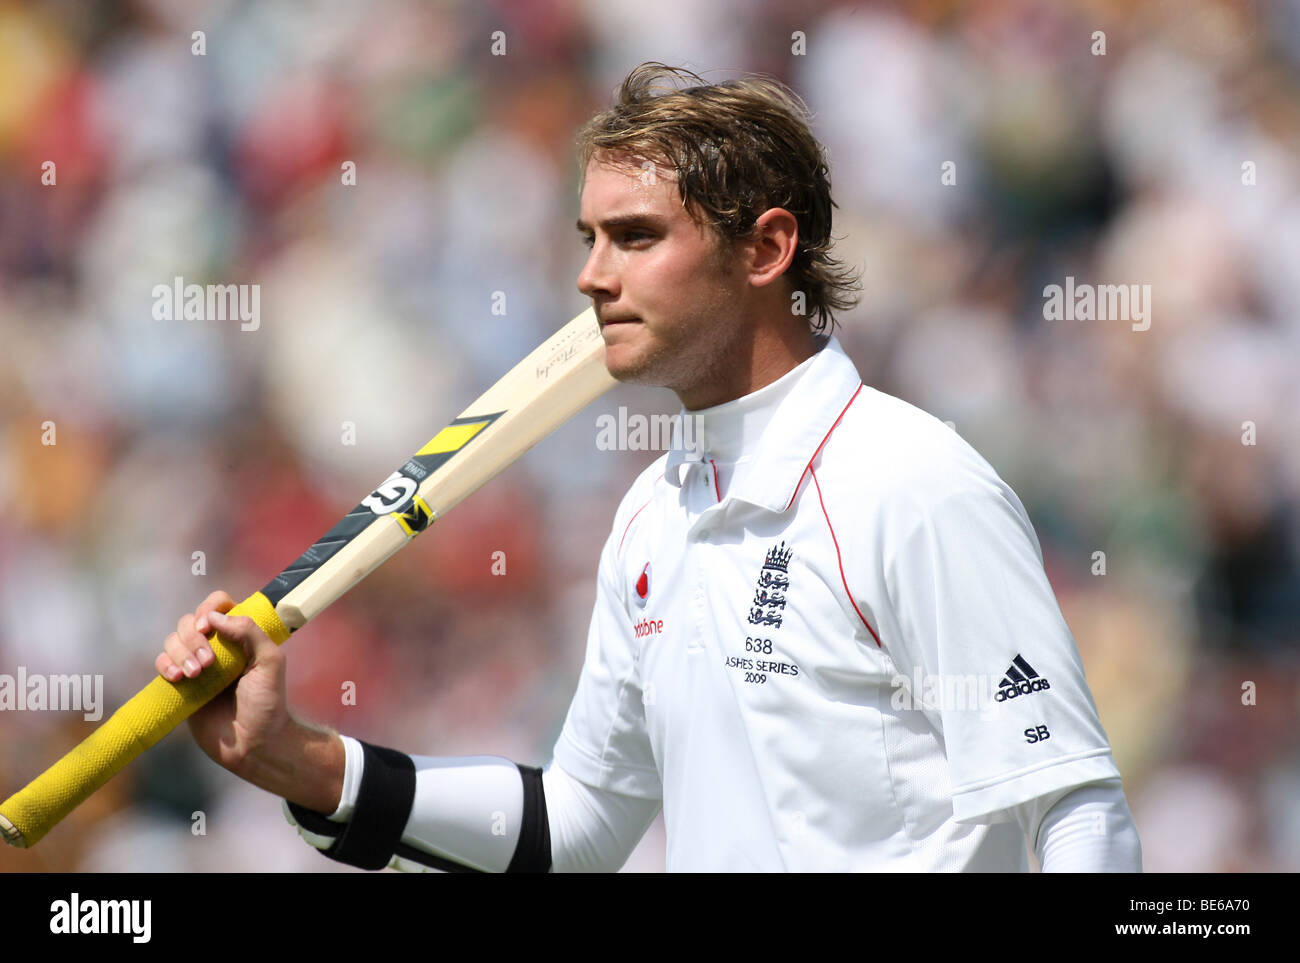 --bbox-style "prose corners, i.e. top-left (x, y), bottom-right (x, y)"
top-left (361, 471), bottom-right (417, 514)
